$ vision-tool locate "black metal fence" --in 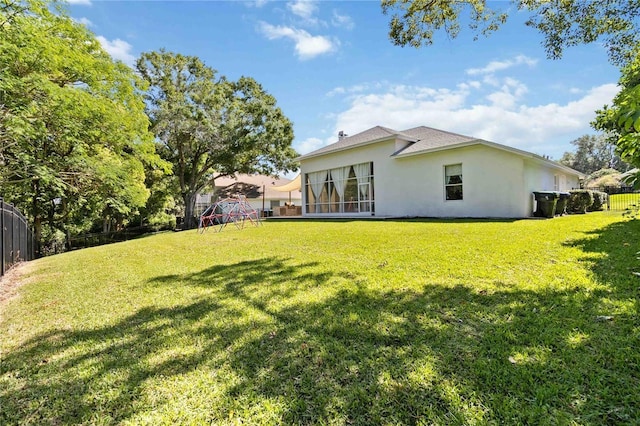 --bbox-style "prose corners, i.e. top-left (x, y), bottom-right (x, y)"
top-left (586, 186), bottom-right (640, 211)
top-left (1, 197), bottom-right (35, 277)
top-left (66, 225), bottom-right (164, 251)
